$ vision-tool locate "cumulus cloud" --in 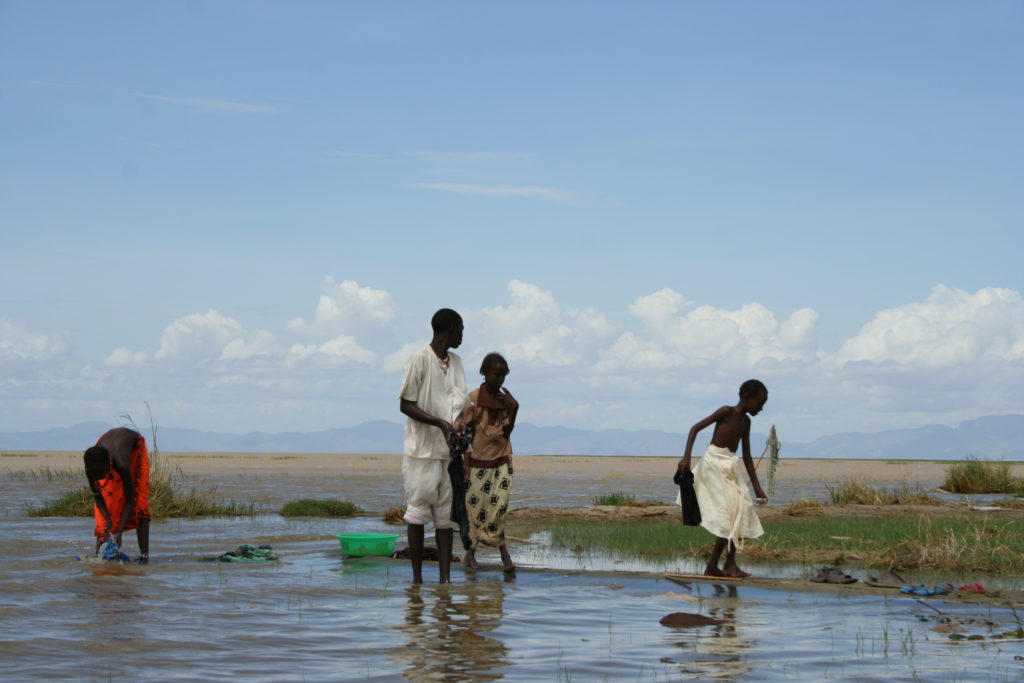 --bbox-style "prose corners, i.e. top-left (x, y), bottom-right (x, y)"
top-left (105, 348), bottom-right (147, 367)
top-left (287, 335), bottom-right (377, 366)
top-left (473, 280), bottom-right (615, 366)
top-left (837, 285), bottom-right (1024, 367)
top-left (154, 311), bottom-right (245, 362)
top-left (599, 289), bottom-right (820, 371)
top-left (0, 318), bottom-right (69, 362)
top-left (288, 277), bottom-right (396, 336)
